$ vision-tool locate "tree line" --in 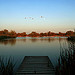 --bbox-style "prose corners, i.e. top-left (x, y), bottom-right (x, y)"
top-left (0, 29), bottom-right (75, 37)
